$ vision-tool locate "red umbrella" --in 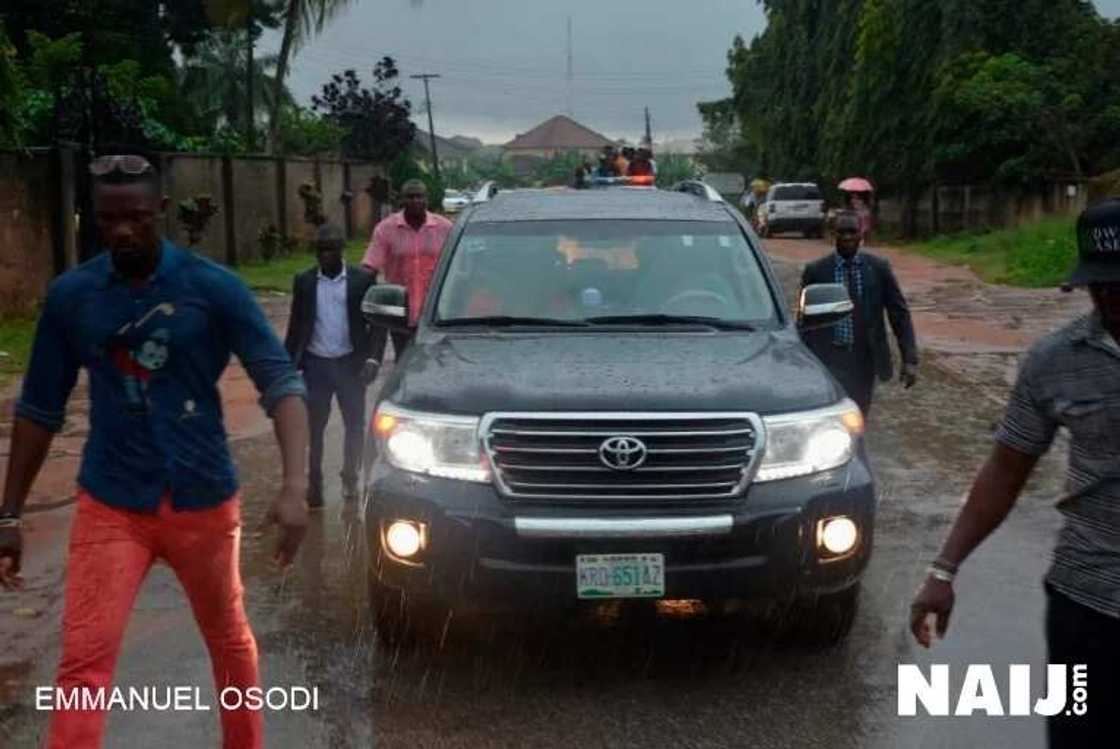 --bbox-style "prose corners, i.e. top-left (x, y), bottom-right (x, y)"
top-left (839, 177), bottom-right (874, 192)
